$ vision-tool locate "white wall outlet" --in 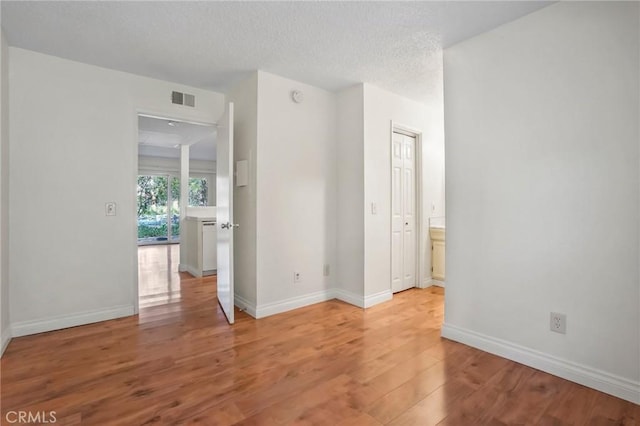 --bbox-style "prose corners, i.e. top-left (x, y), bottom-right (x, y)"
top-left (550, 312), bottom-right (566, 334)
top-left (105, 202), bottom-right (116, 216)
top-left (294, 271), bottom-right (302, 283)
top-left (323, 264), bottom-right (330, 277)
